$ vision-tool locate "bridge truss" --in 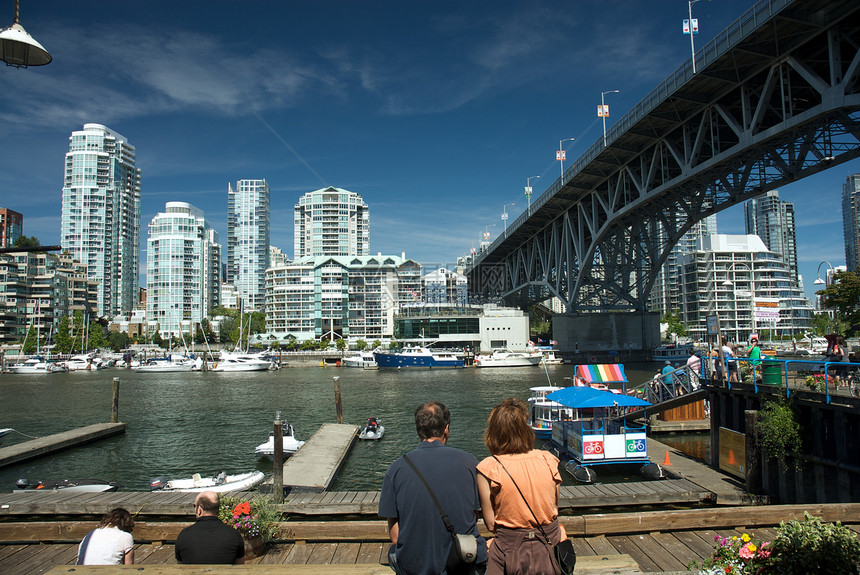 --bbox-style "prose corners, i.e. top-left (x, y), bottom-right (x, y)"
top-left (467, 0), bottom-right (860, 313)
